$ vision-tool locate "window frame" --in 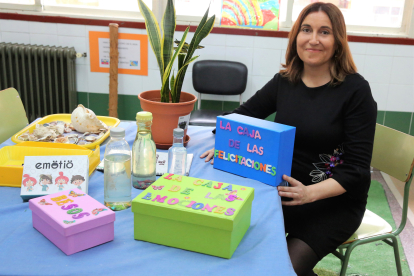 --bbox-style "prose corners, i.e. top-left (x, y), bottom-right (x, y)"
top-left (0, 0), bottom-right (41, 11)
top-left (0, 0), bottom-right (413, 38)
top-left (42, 6), bottom-right (141, 20)
top-left (0, 0), bottom-right (146, 21)
top-left (276, 0), bottom-right (414, 38)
